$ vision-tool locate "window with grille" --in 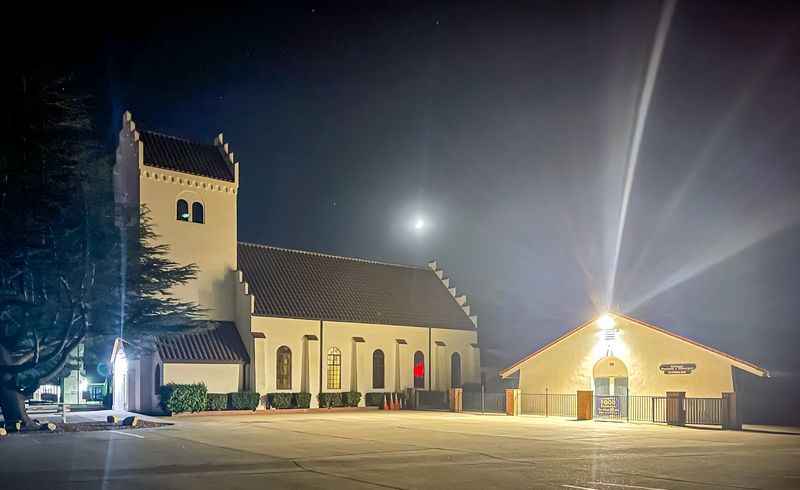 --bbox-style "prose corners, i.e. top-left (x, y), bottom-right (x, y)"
top-left (327, 347), bottom-right (341, 389)
top-left (276, 346), bottom-right (292, 390)
top-left (372, 349), bottom-right (385, 389)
